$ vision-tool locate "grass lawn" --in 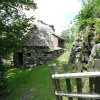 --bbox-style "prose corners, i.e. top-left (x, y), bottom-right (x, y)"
top-left (1, 51), bottom-right (70, 100)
